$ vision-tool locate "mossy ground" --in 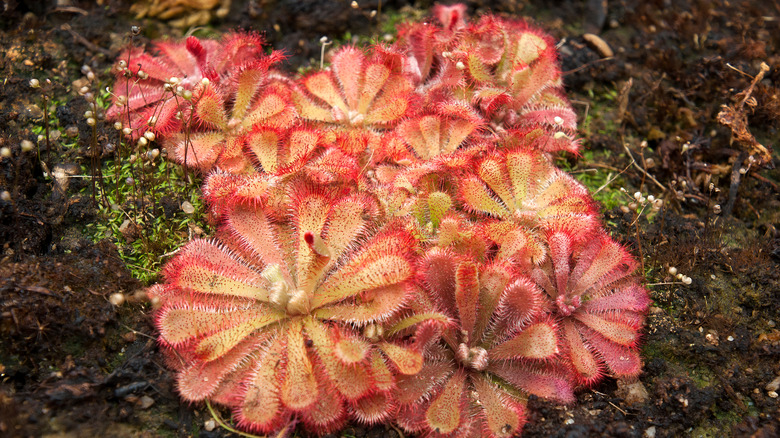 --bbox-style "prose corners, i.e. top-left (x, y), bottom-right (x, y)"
top-left (1, 1), bottom-right (778, 437)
